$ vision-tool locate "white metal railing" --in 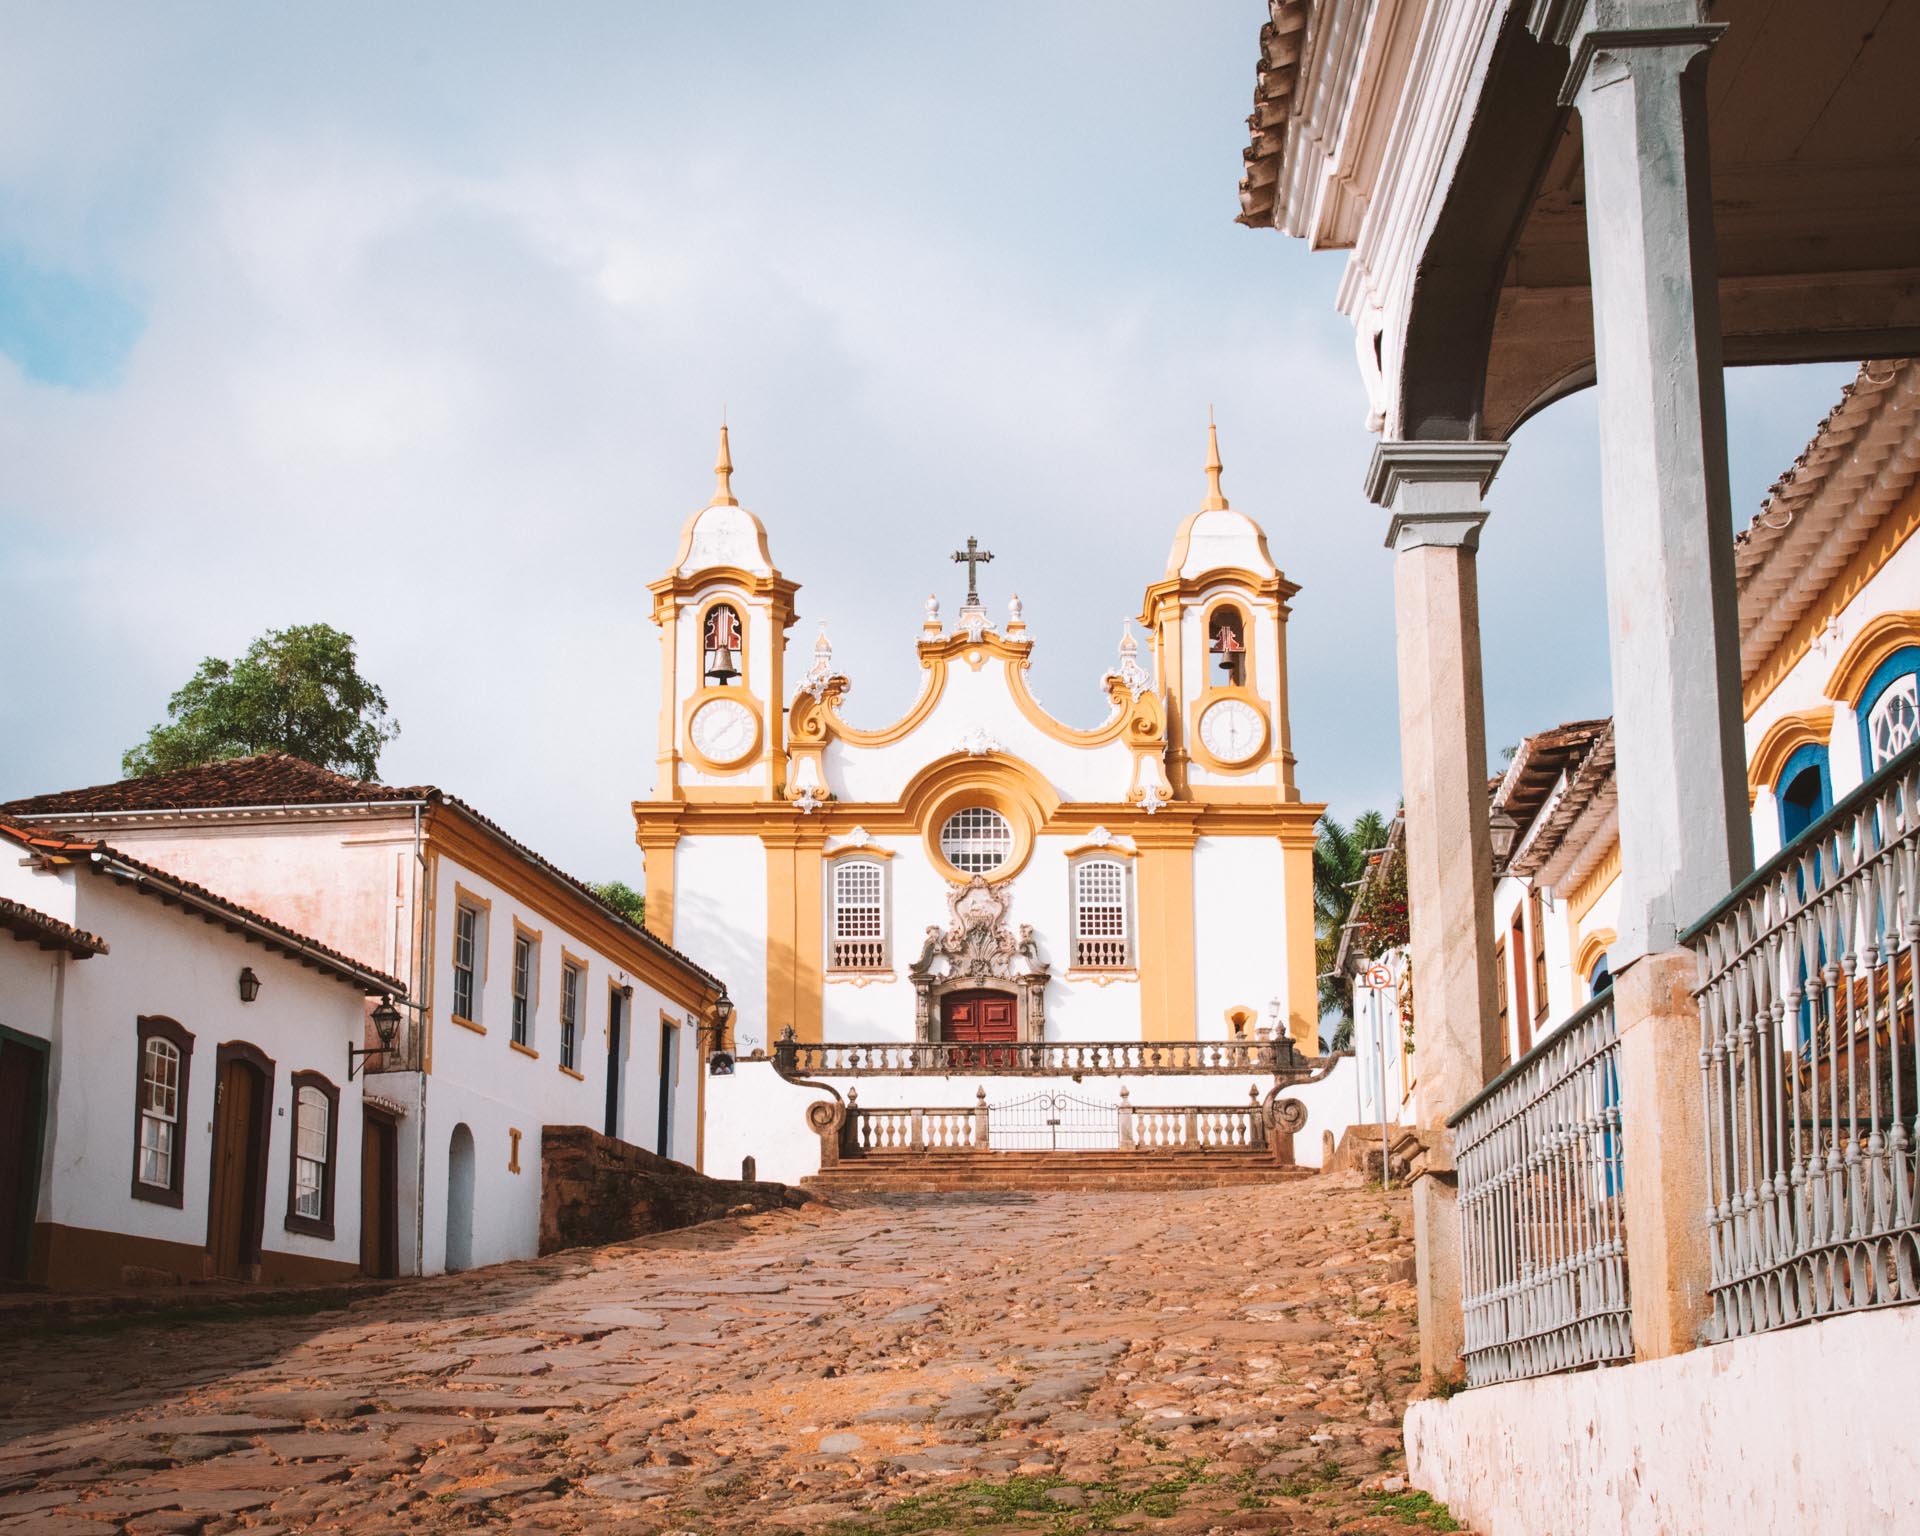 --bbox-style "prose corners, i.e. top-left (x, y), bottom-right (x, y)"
top-left (1451, 994), bottom-right (1631, 1387)
top-left (840, 1085), bottom-right (1271, 1154)
top-left (775, 1032), bottom-right (1304, 1078)
top-left (1684, 742), bottom-right (1920, 1343)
